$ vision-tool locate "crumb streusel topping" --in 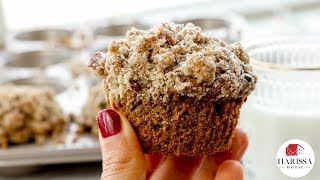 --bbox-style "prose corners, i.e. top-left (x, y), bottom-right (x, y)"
top-left (89, 23), bottom-right (256, 105)
top-left (0, 85), bottom-right (65, 148)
